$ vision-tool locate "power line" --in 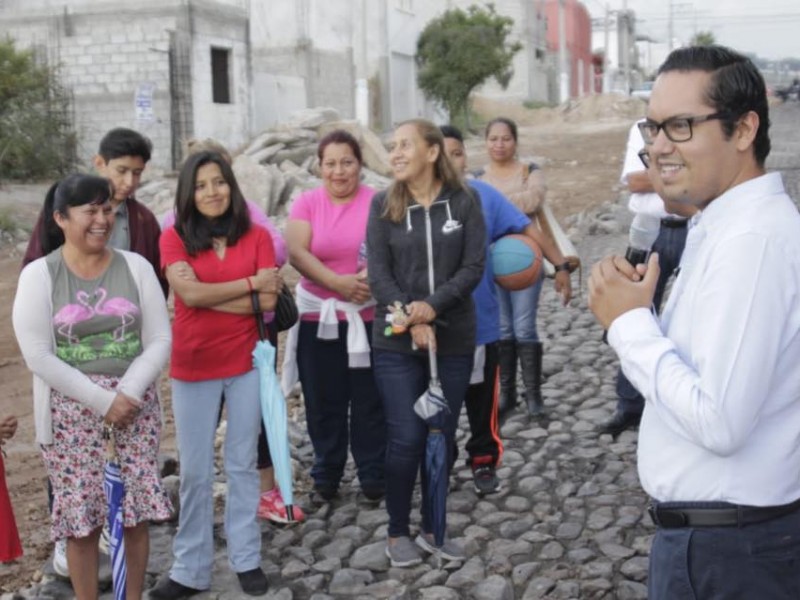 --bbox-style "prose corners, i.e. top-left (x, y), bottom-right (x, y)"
top-left (641, 12), bottom-right (800, 21)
